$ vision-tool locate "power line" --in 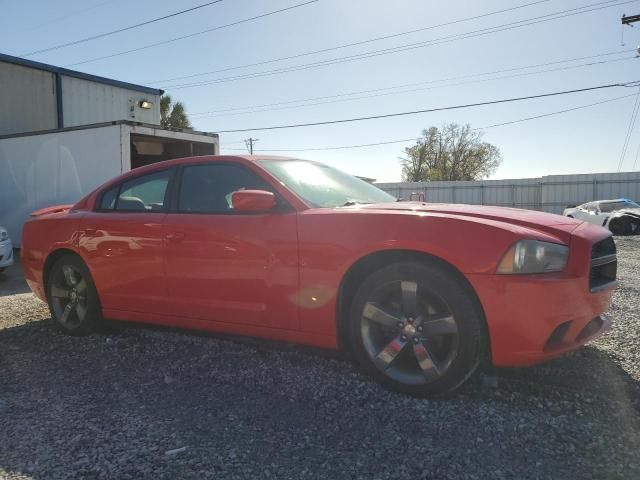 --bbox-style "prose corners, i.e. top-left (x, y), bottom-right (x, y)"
top-left (160, 0), bottom-right (637, 90)
top-left (221, 93), bottom-right (637, 152)
top-left (616, 86), bottom-right (640, 171)
top-left (191, 55), bottom-right (635, 119)
top-left (21, 0), bottom-right (225, 57)
top-left (64, 0), bottom-right (320, 67)
top-left (8, 0), bottom-right (117, 35)
top-left (632, 136), bottom-right (640, 170)
top-left (214, 81), bottom-right (638, 133)
top-left (152, 0), bottom-right (552, 84)
top-left (633, 142), bottom-right (640, 170)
